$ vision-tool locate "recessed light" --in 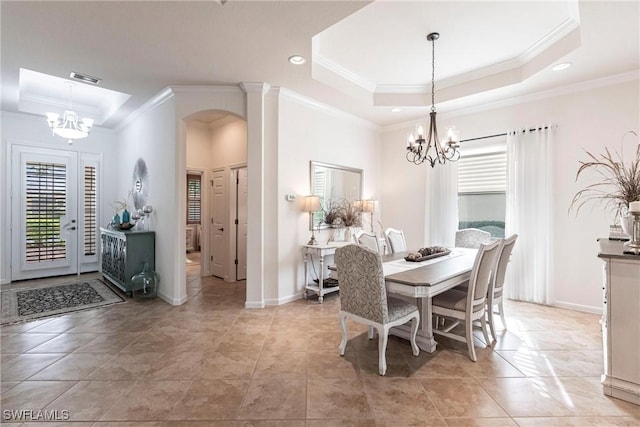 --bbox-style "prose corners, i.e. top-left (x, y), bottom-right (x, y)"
top-left (552, 62), bottom-right (572, 71)
top-left (288, 55), bottom-right (306, 65)
top-left (391, 108), bottom-right (402, 113)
